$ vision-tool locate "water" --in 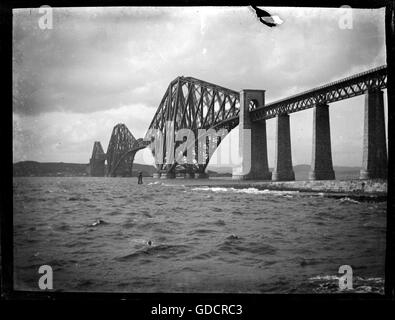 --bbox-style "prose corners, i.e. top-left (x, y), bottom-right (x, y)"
top-left (13, 177), bottom-right (386, 293)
